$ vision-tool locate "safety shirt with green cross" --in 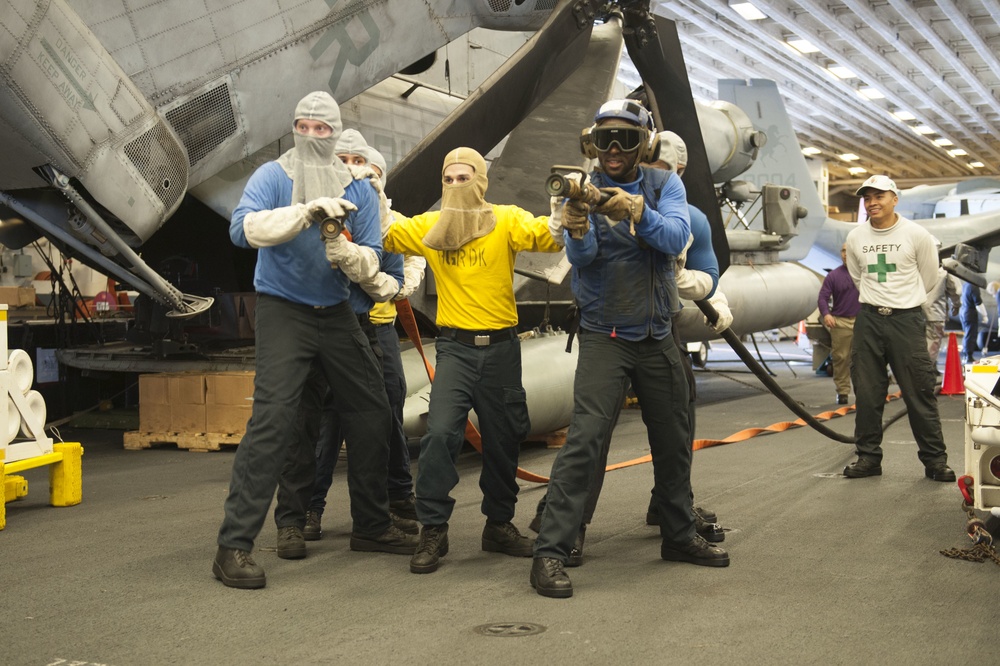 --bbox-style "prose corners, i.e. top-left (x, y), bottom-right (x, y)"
top-left (867, 253), bottom-right (897, 283)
